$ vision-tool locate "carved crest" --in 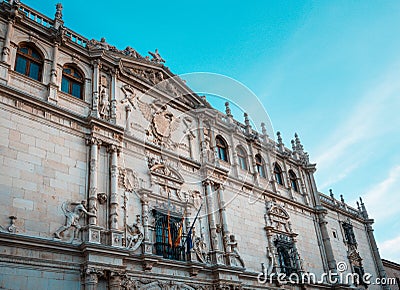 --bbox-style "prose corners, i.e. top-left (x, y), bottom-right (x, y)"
top-left (138, 99), bottom-right (181, 147)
